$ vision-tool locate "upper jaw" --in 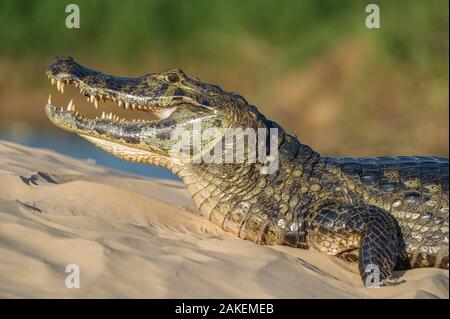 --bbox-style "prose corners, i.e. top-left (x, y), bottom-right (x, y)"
top-left (46, 57), bottom-right (222, 113)
top-left (46, 56), bottom-right (184, 113)
top-left (44, 57), bottom-right (183, 142)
